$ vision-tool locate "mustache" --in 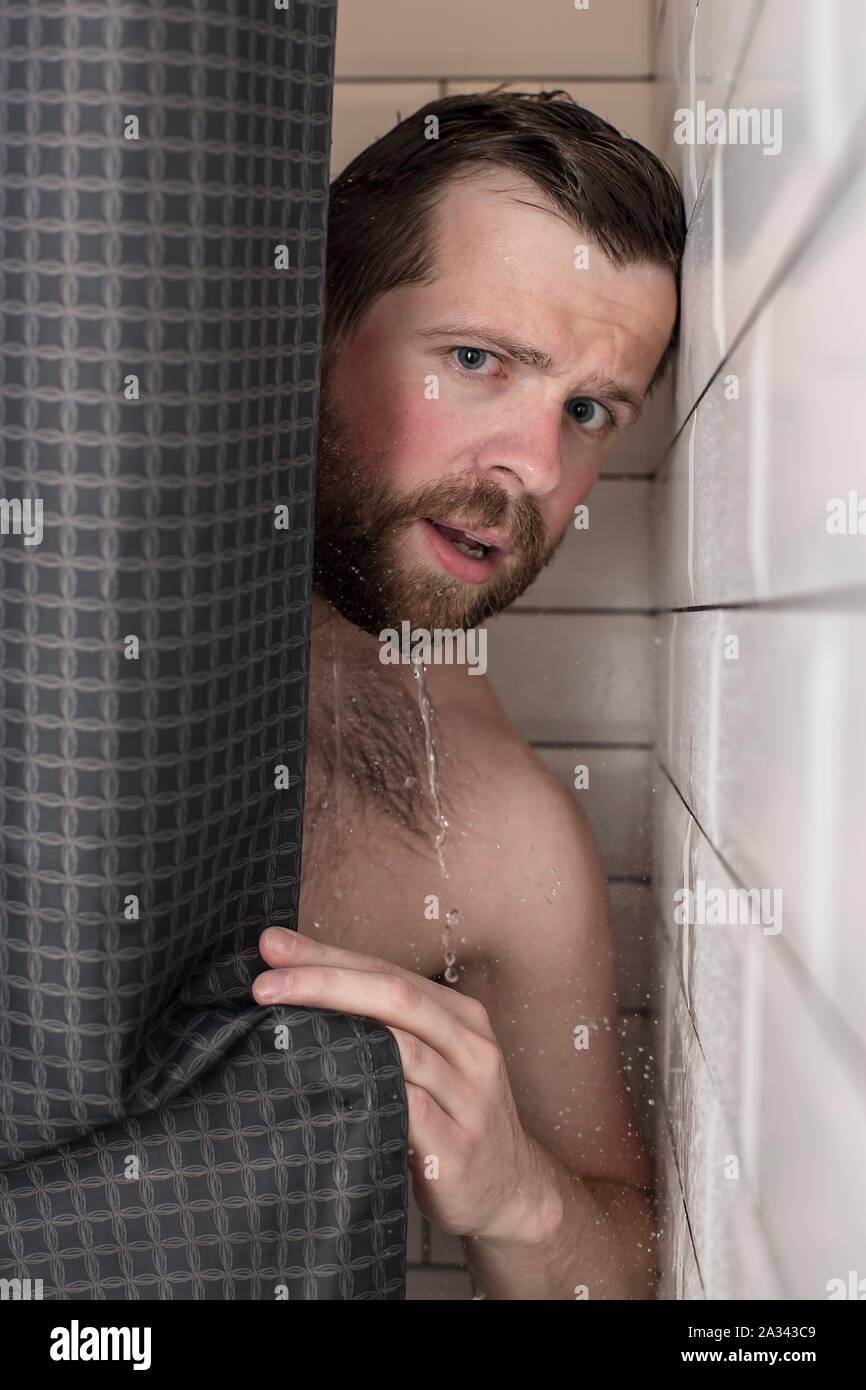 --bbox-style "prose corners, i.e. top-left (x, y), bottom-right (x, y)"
top-left (377, 476), bottom-right (547, 560)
